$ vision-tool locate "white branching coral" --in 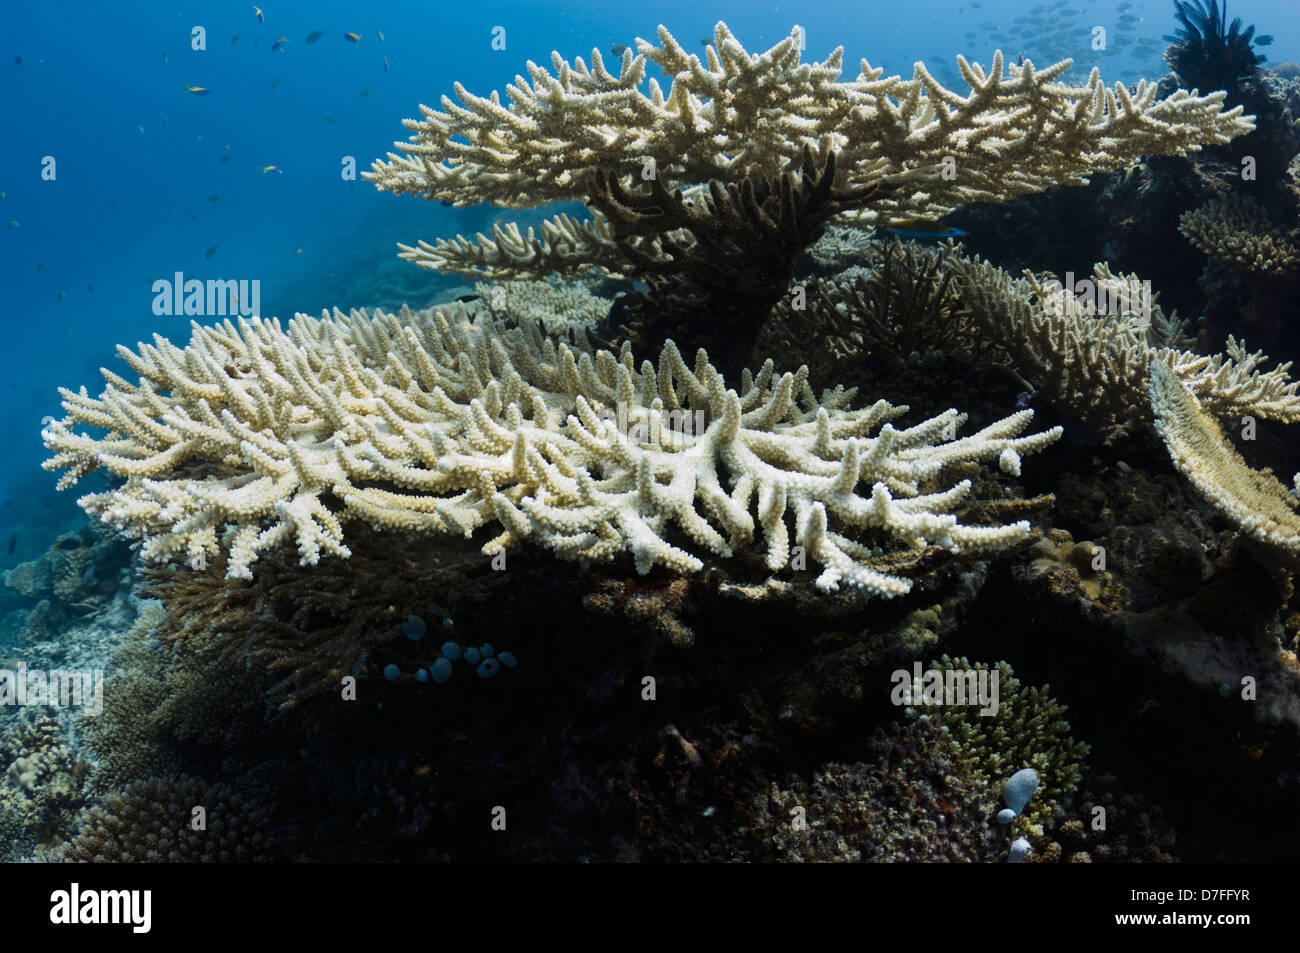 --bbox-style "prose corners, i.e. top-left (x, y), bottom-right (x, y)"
top-left (1149, 360), bottom-right (1300, 558)
top-left (42, 307), bottom-right (1061, 597)
top-left (367, 21), bottom-right (1253, 278)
